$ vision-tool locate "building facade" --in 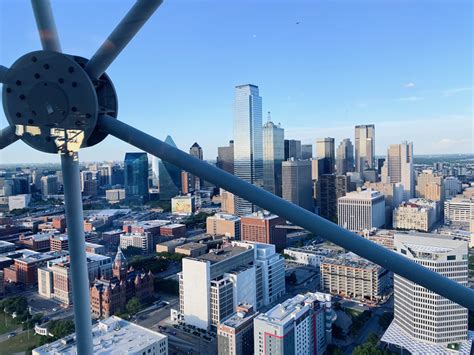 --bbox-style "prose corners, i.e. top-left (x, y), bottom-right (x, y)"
top-left (282, 160), bottom-right (313, 211)
top-left (262, 120), bottom-right (284, 196)
top-left (206, 213), bottom-right (241, 239)
top-left (337, 189), bottom-right (385, 231)
top-left (336, 138), bottom-right (354, 175)
top-left (381, 142), bottom-right (414, 200)
top-left (354, 124), bottom-right (375, 173)
top-left (240, 212), bottom-right (286, 251)
top-left (124, 152), bottom-right (149, 199)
